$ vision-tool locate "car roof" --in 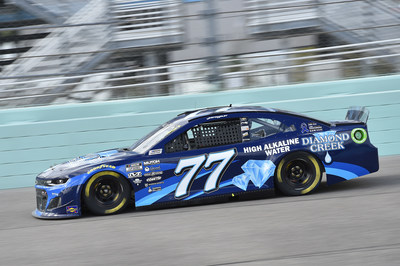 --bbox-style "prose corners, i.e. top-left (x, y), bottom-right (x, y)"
top-left (177, 105), bottom-right (330, 126)
top-left (178, 105), bottom-right (276, 118)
